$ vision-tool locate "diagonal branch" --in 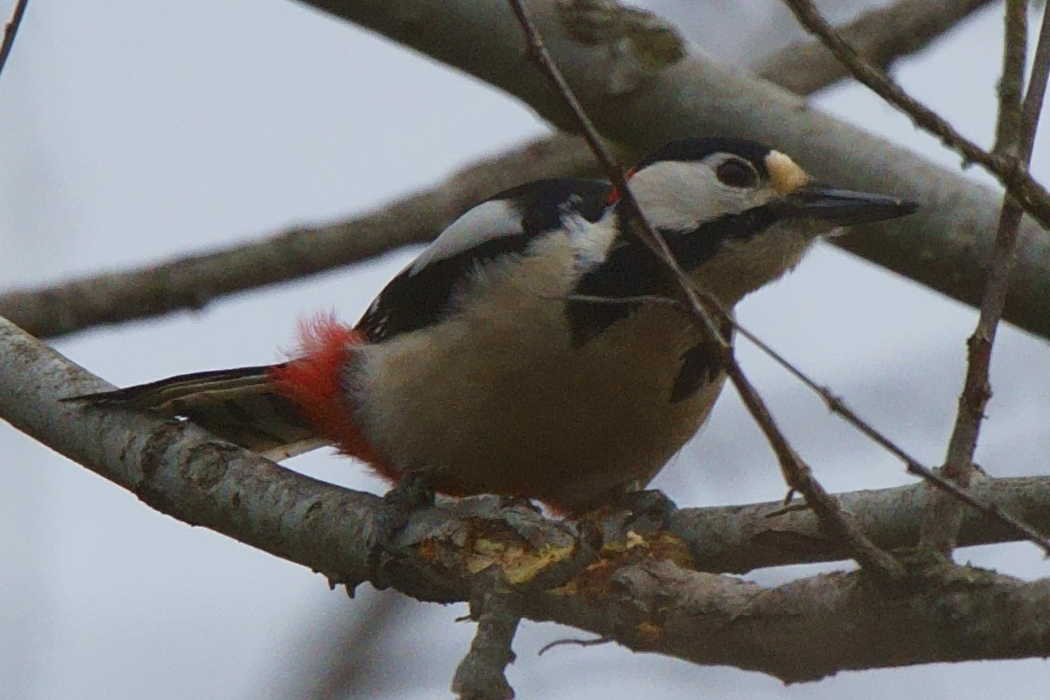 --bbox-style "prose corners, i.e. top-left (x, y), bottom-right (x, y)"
top-left (0, 0), bottom-right (29, 79)
top-left (0, 133), bottom-right (597, 339)
top-left (506, 0), bottom-right (903, 586)
top-left (506, 0), bottom-right (725, 345)
top-left (993, 0), bottom-right (1029, 155)
top-left (302, 0), bottom-right (1050, 310)
top-left (923, 0), bottom-right (1050, 555)
top-left (451, 572), bottom-right (520, 700)
top-left (780, 0), bottom-right (1050, 228)
top-left (755, 0), bottom-right (997, 96)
